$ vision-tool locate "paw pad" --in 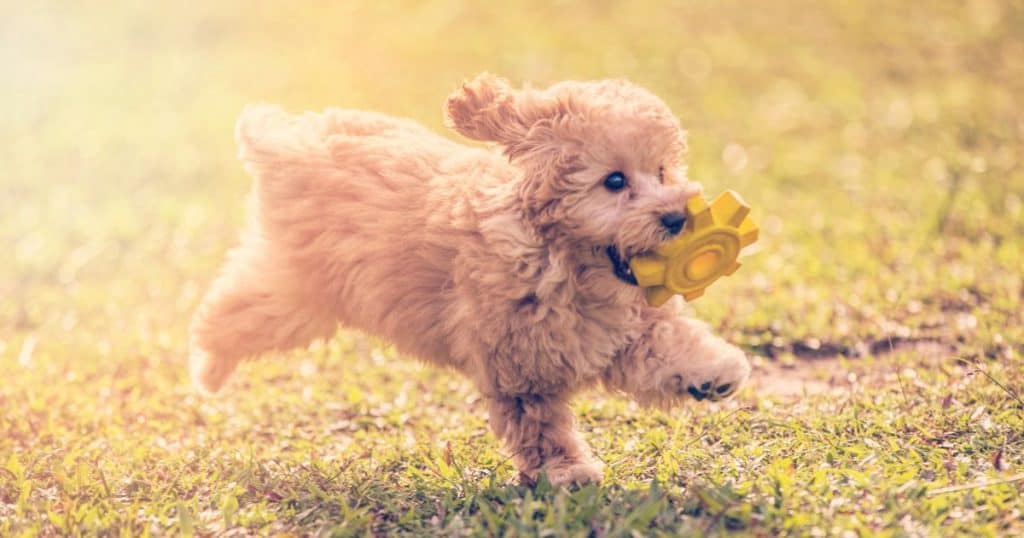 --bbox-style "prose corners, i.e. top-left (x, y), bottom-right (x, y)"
top-left (688, 379), bottom-right (737, 399)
